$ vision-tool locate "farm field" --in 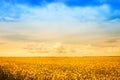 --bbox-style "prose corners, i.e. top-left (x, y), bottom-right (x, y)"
top-left (0, 57), bottom-right (120, 80)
